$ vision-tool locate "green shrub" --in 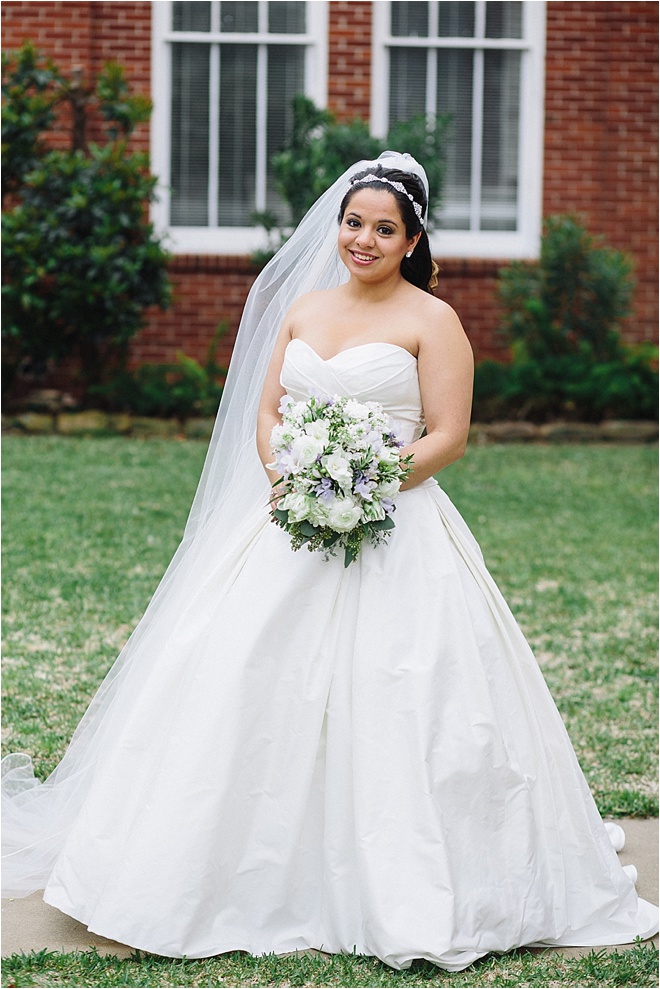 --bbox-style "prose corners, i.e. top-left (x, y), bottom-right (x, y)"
top-left (91, 324), bottom-right (228, 420)
top-left (2, 46), bottom-right (170, 397)
top-left (473, 346), bottom-right (658, 423)
top-left (1, 43), bottom-right (60, 197)
top-left (474, 216), bottom-right (658, 422)
top-left (499, 215), bottom-right (634, 363)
